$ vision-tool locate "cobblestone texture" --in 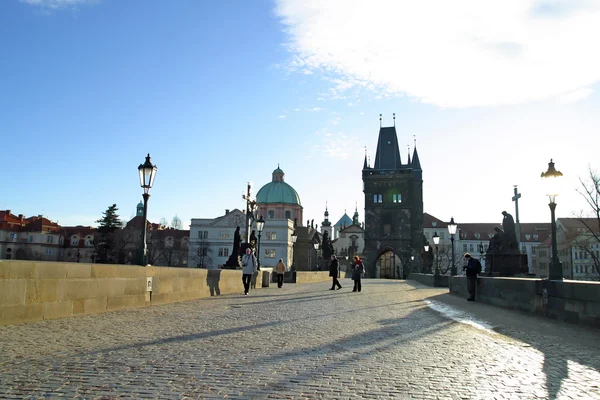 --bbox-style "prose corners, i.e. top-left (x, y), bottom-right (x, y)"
top-left (1, 279), bottom-right (599, 399)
